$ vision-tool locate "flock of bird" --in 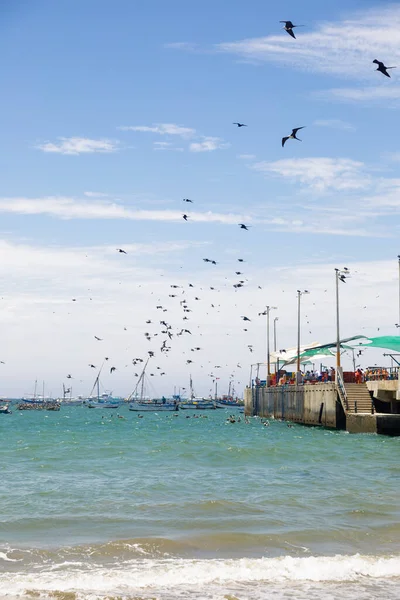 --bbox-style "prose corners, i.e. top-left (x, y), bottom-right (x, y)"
top-left (10, 19), bottom-right (397, 398)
